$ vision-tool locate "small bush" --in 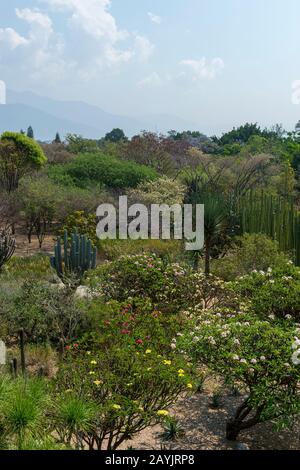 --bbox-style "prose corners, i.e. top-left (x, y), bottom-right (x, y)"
top-left (212, 233), bottom-right (290, 281)
top-left (232, 262), bottom-right (300, 321)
